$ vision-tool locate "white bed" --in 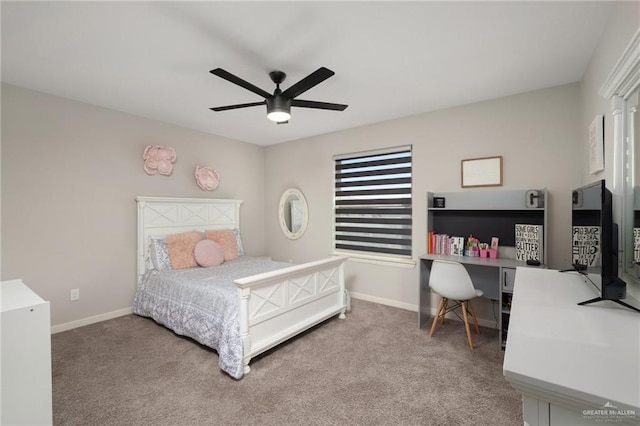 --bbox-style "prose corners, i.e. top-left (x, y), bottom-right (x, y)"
top-left (134, 196), bottom-right (348, 378)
